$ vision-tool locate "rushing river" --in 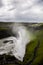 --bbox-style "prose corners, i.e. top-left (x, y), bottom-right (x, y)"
top-left (0, 24), bottom-right (34, 61)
